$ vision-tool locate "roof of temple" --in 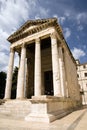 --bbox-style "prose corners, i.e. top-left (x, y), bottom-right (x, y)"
top-left (7, 18), bottom-right (76, 64)
top-left (7, 18), bottom-right (64, 43)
